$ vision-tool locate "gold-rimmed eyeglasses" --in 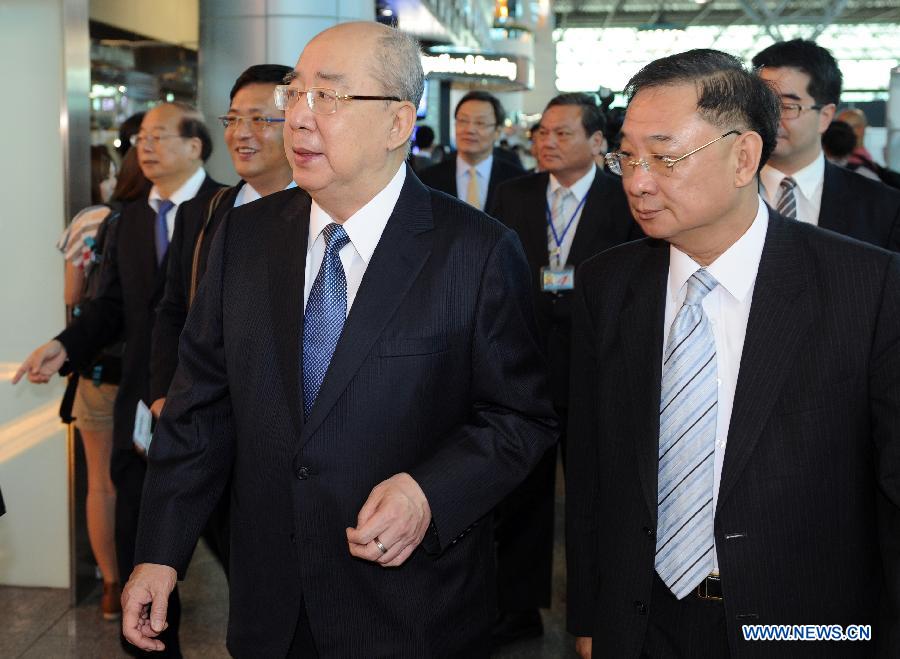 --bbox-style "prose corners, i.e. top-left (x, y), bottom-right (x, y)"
top-left (273, 86), bottom-right (401, 115)
top-left (605, 130), bottom-right (742, 178)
